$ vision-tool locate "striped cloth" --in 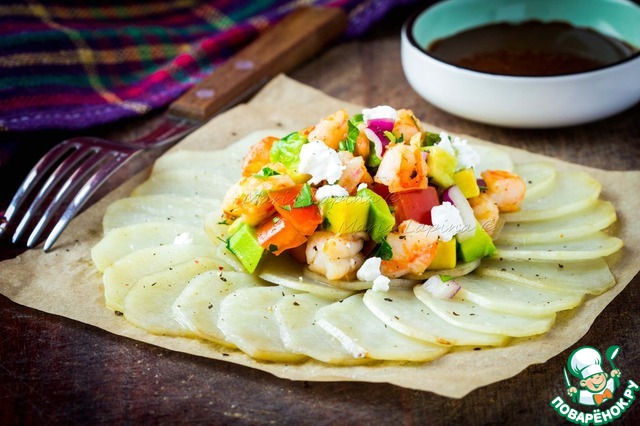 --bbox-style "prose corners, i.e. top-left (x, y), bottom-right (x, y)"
top-left (0, 0), bottom-right (419, 132)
